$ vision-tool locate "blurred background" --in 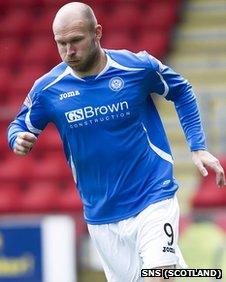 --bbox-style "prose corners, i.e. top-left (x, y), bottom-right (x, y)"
top-left (0, 0), bottom-right (226, 281)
